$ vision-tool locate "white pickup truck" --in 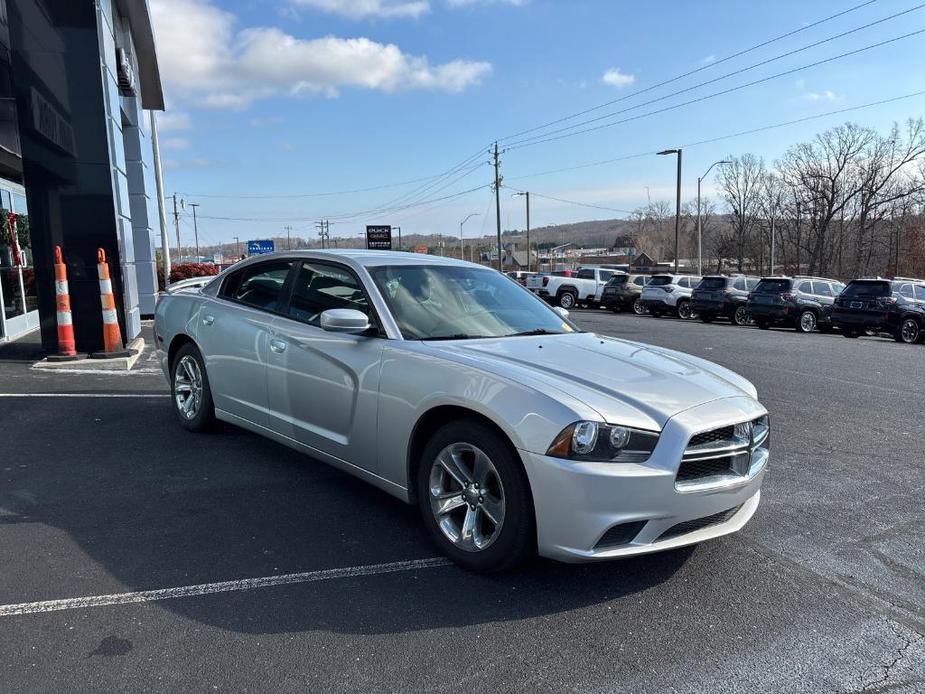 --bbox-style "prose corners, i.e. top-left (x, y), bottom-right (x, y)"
top-left (526, 267), bottom-right (619, 309)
